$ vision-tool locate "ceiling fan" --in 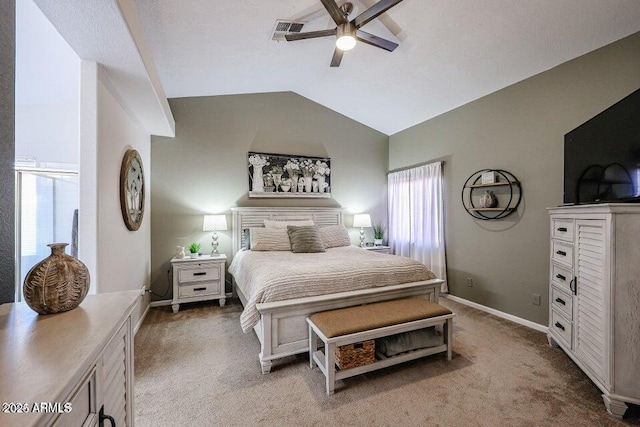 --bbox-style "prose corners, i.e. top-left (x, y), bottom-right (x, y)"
top-left (285, 0), bottom-right (404, 67)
